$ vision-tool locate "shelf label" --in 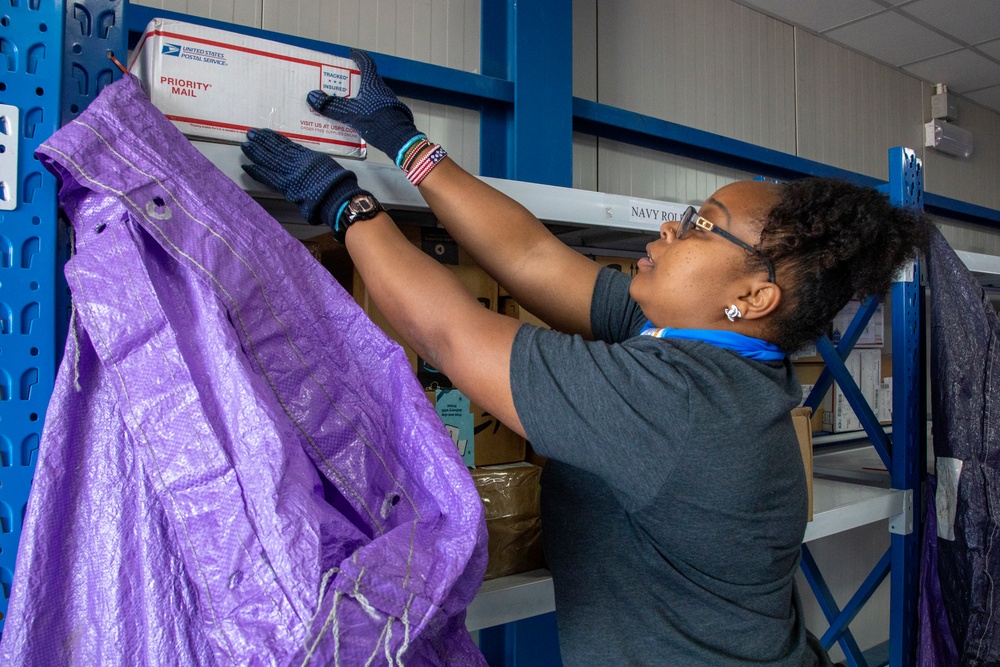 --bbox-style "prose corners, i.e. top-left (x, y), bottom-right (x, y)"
top-left (628, 199), bottom-right (688, 227)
